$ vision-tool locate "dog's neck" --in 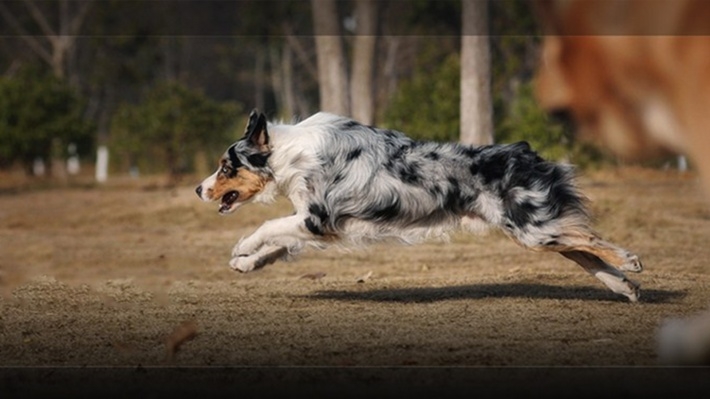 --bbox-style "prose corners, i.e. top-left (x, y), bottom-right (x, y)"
top-left (252, 122), bottom-right (320, 206)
